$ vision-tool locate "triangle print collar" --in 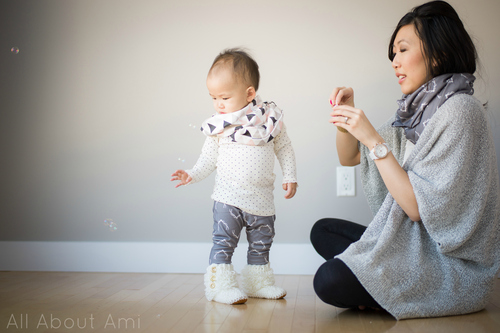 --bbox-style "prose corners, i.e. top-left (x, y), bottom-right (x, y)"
top-left (201, 96), bottom-right (284, 146)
